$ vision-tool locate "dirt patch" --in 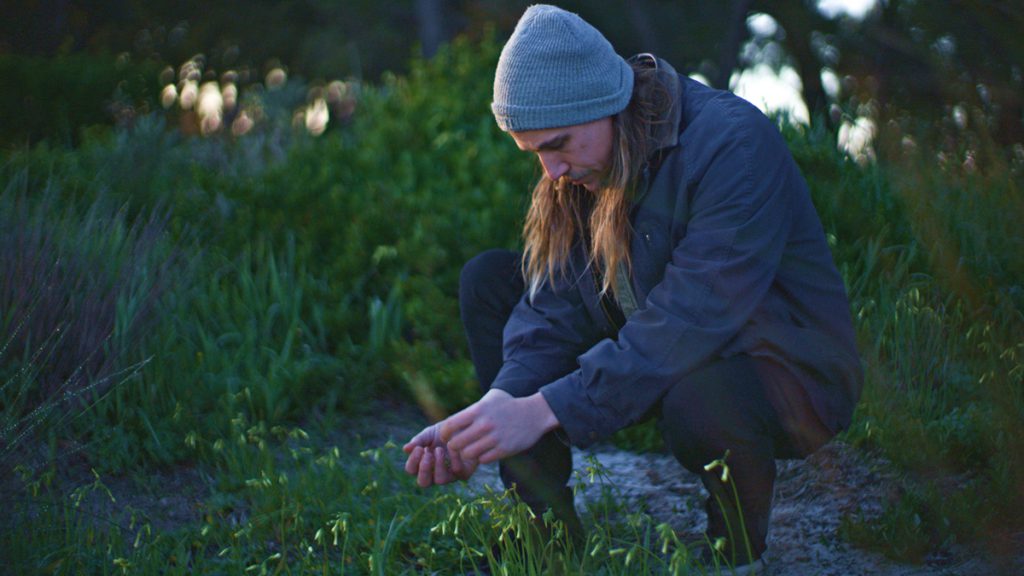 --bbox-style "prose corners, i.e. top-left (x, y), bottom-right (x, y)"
top-left (461, 440), bottom-right (1018, 575)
